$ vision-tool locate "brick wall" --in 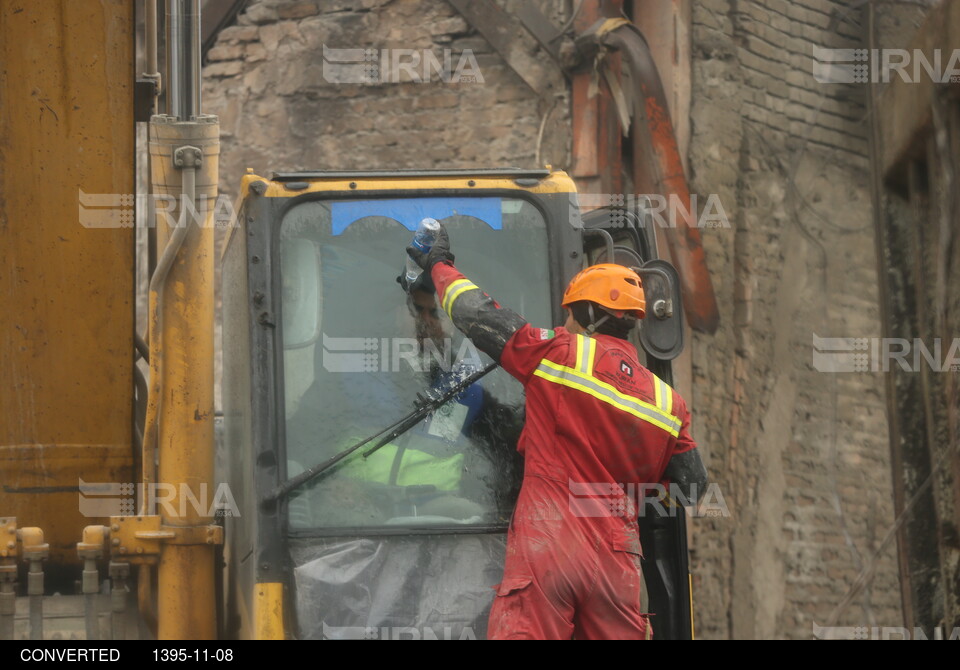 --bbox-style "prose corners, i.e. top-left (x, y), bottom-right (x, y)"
top-left (201, 0), bottom-right (932, 639)
top-left (687, 0), bottom-right (914, 639)
top-left (202, 0), bottom-right (569, 198)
